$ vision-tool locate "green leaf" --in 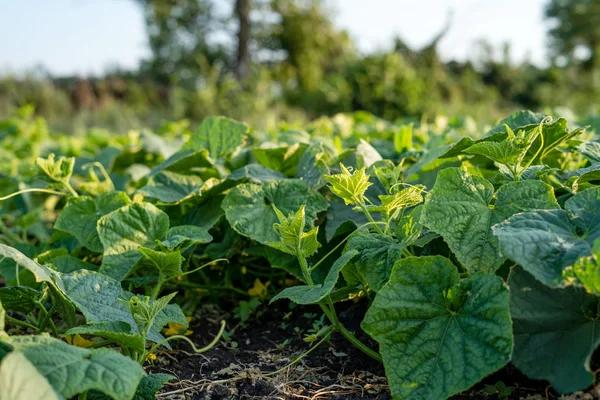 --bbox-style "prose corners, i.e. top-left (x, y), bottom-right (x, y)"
top-left (60, 270), bottom-right (186, 344)
top-left (324, 164), bottom-right (372, 206)
top-left (0, 351), bottom-right (61, 400)
top-left (98, 202), bottom-right (170, 280)
top-left (576, 141), bottom-right (600, 163)
top-left (270, 250), bottom-right (359, 304)
top-left (123, 293), bottom-right (177, 336)
top-left (345, 233), bottom-right (405, 292)
top-left (133, 374), bottom-right (176, 400)
top-left (181, 116), bottom-right (248, 159)
top-left (66, 321), bottom-right (145, 354)
top-left (295, 143), bottom-right (329, 188)
top-left (394, 123), bottom-right (413, 153)
top-left (253, 143), bottom-right (307, 176)
top-left (464, 124), bottom-right (538, 171)
top-left (494, 187), bottom-right (600, 287)
top-left (149, 149), bottom-right (212, 177)
top-left (228, 164), bottom-right (286, 182)
top-left (564, 240), bottom-right (600, 294)
top-left (138, 171), bottom-right (204, 204)
top-left (266, 205), bottom-right (321, 258)
top-left (2, 335), bottom-right (145, 400)
top-left (138, 248), bottom-right (184, 280)
top-left (0, 244), bottom-right (56, 284)
top-left (161, 225), bottom-right (213, 251)
top-left (362, 256), bottom-right (512, 400)
top-left (223, 180), bottom-right (328, 245)
top-left (509, 266), bottom-right (600, 394)
top-left (55, 192), bottom-right (131, 253)
top-left (0, 286), bottom-right (40, 313)
top-left (421, 168), bottom-right (559, 274)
